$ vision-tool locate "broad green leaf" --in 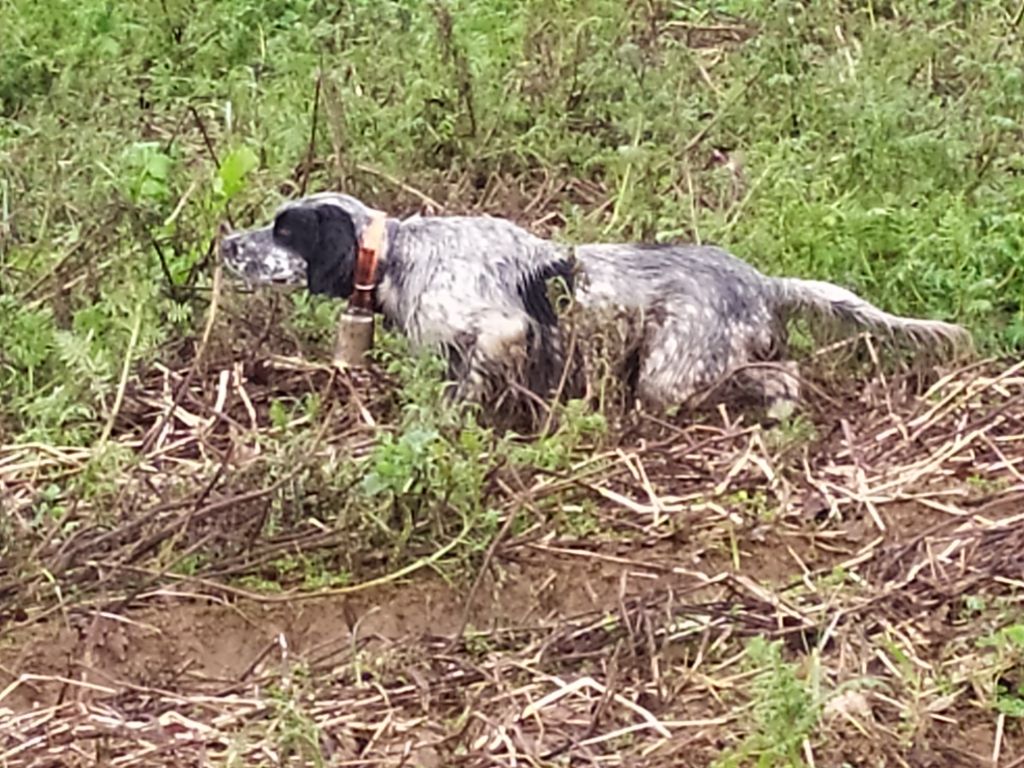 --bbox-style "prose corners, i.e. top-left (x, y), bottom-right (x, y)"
top-left (216, 145), bottom-right (259, 201)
